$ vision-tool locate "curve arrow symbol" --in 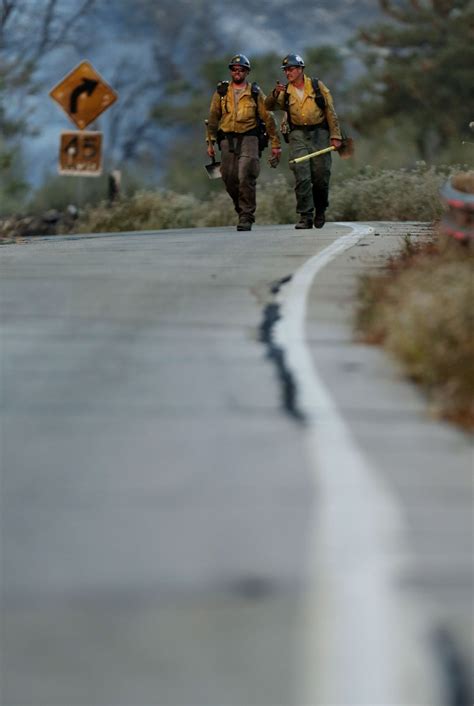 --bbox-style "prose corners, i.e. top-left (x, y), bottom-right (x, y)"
top-left (70, 78), bottom-right (98, 114)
